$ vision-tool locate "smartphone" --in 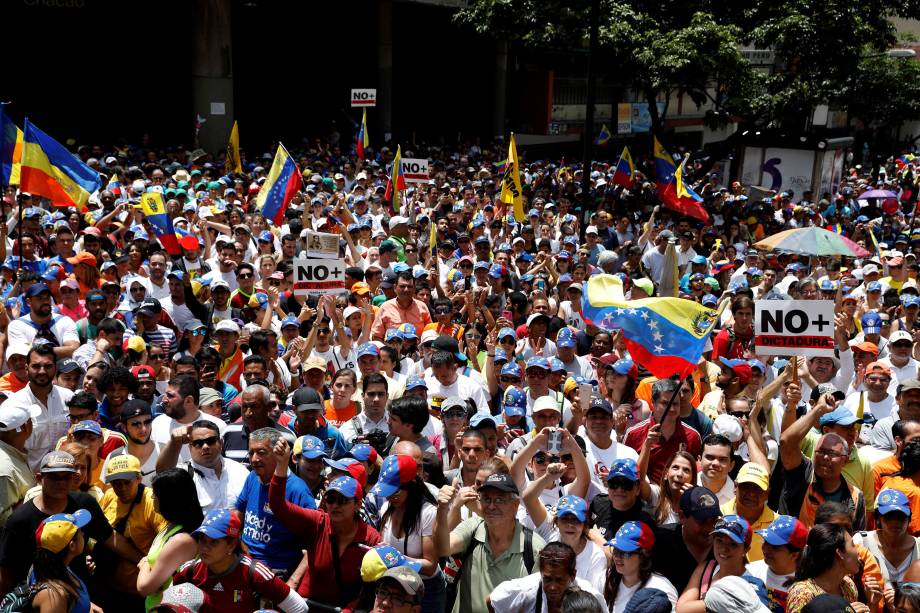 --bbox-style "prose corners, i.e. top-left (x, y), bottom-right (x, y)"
top-left (501, 310), bottom-right (513, 321)
top-left (579, 384), bottom-right (592, 412)
top-left (464, 276), bottom-right (472, 291)
top-left (547, 430), bottom-right (563, 455)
